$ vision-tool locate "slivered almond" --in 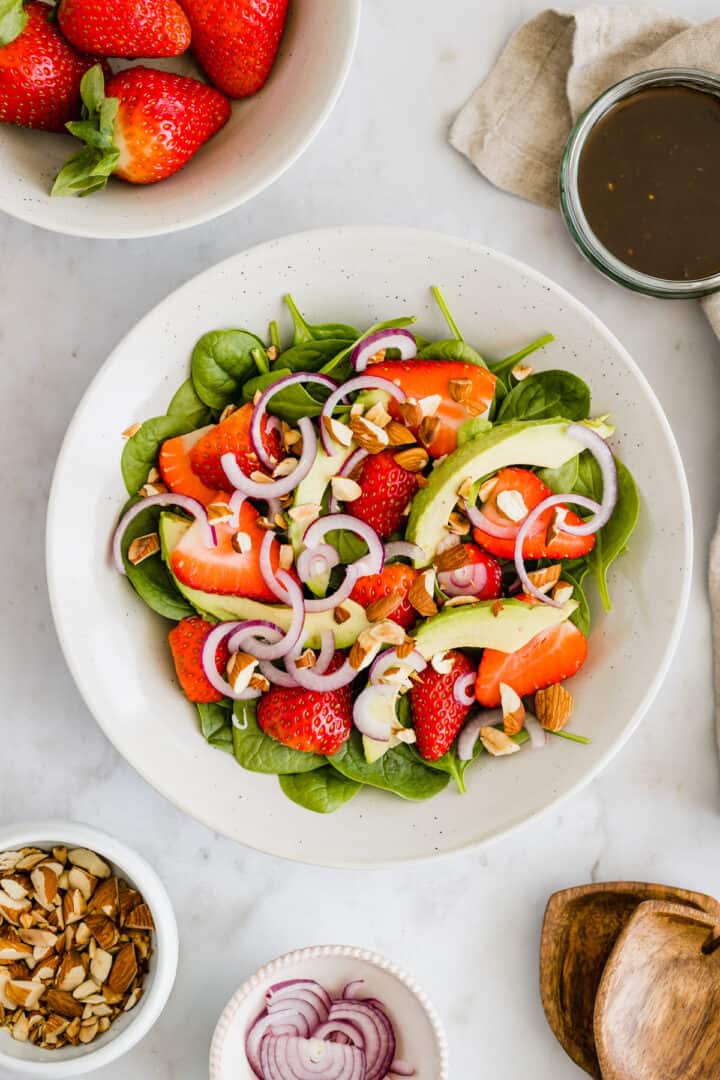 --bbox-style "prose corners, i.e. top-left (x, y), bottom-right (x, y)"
top-left (364, 402), bottom-right (391, 428)
top-left (266, 345), bottom-right (278, 362)
top-left (333, 605), bottom-right (351, 625)
top-left (408, 569), bottom-right (437, 617)
top-left (511, 363), bottom-right (533, 381)
top-left (368, 620), bottom-right (406, 646)
top-left (87, 877), bottom-right (119, 918)
top-left (526, 564), bottom-right (562, 595)
top-left (330, 476), bottom-right (362, 503)
top-left (395, 636), bottom-right (416, 659)
top-left (206, 502), bottom-right (234, 524)
top-left (6, 980), bottom-right (45, 1009)
top-left (435, 544), bottom-right (469, 572)
top-left (30, 867), bottom-right (59, 909)
top-left (496, 489), bottom-right (528, 522)
top-left (226, 652), bottom-right (258, 693)
top-left (478, 476), bottom-right (498, 502)
top-left (535, 684), bottom-right (574, 732)
top-left (443, 595), bottom-right (478, 607)
top-left (249, 673), bottom-right (270, 693)
top-left (0, 878), bottom-right (29, 901)
top-left (398, 399), bottom-right (423, 428)
top-left (350, 402), bottom-right (364, 418)
top-left (547, 506), bottom-right (568, 544)
top-left (294, 649), bottom-right (316, 670)
top-left (250, 470), bottom-right (273, 485)
top-left (393, 447), bottom-right (429, 472)
top-left (84, 914), bottom-right (118, 951)
top-left (90, 949), bottom-right (112, 986)
top-left (67, 851), bottom-right (110, 881)
top-left (231, 531), bottom-right (252, 554)
top-left (457, 477), bottom-right (475, 502)
top-left (107, 945), bottom-right (136, 995)
top-left (448, 377), bottom-right (473, 403)
top-left (430, 652), bottom-right (454, 675)
top-left (273, 458), bottom-right (297, 478)
top-left (219, 403), bottom-right (237, 422)
top-left (349, 415), bottom-right (388, 454)
top-left (479, 727), bottom-right (521, 756)
top-left (288, 503), bottom-right (322, 525)
top-left (418, 415), bottom-right (440, 448)
top-left (17, 929), bottom-right (56, 950)
top-left (139, 482), bottom-right (167, 497)
top-left (365, 594), bottom-right (401, 622)
top-left (0, 890), bottom-right (31, 925)
top-left (466, 400), bottom-right (489, 417)
top-left (67, 868), bottom-right (96, 903)
top-left (551, 581), bottom-right (574, 605)
top-left (45, 990), bottom-right (84, 1020)
top-left (500, 683), bottom-right (525, 736)
top-left (57, 952), bottom-right (87, 993)
top-left (491, 599), bottom-right (504, 617)
top-left (273, 512), bottom-right (287, 530)
top-left (418, 394), bottom-right (441, 417)
top-left (279, 545), bottom-right (294, 570)
top-left (386, 421), bottom-right (415, 446)
top-left (348, 631), bottom-right (381, 672)
top-left (127, 533), bottom-right (159, 566)
top-left (447, 511), bottom-right (470, 536)
top-left (121, 422), bottom-right (141, 439)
